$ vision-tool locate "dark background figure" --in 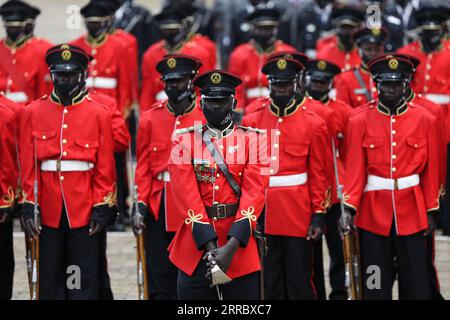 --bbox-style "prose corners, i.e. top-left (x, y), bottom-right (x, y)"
top-left (113, 0), bottom-right (161, 80)
top-left (362, 0), bottom-right (414, 52)
top-left (292, 0), bottom-right (334, 57)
